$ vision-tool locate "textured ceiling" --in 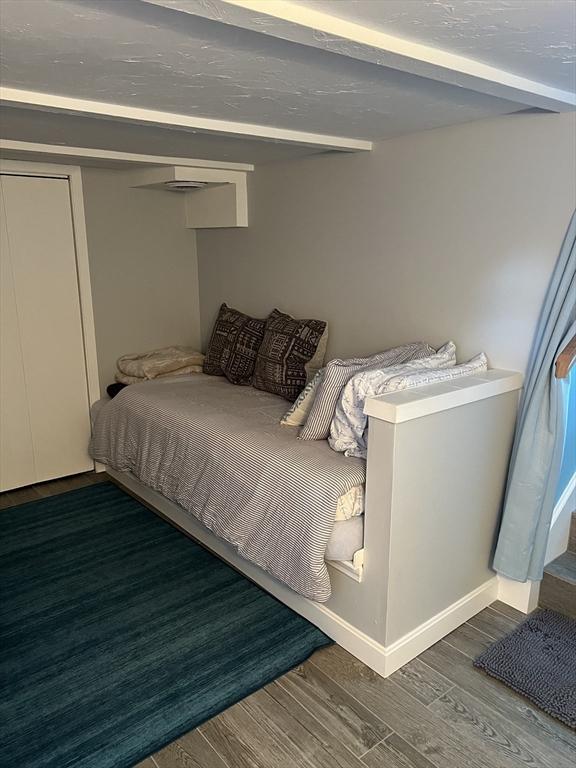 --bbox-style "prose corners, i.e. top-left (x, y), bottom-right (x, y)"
top-left (0, 0), bottom-right (573, 165)
top-left (0, 0), bottom-right (524, 139)
top-left (291, 0), bottom-right (576, 90)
